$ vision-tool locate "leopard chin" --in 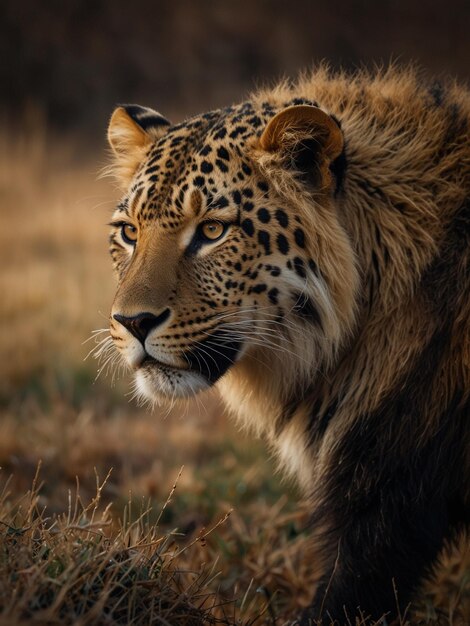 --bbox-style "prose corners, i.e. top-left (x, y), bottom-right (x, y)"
top-left (134, 361), bottom-right (210, 402)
